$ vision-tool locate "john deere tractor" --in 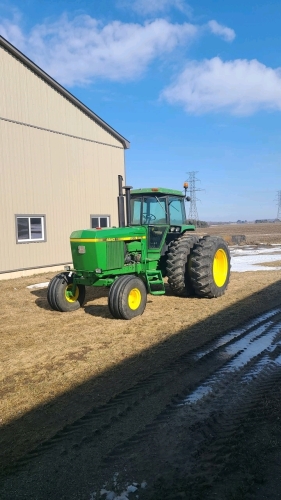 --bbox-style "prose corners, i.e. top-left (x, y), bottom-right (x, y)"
top-left (47, 176), bottom-right (230, 319)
